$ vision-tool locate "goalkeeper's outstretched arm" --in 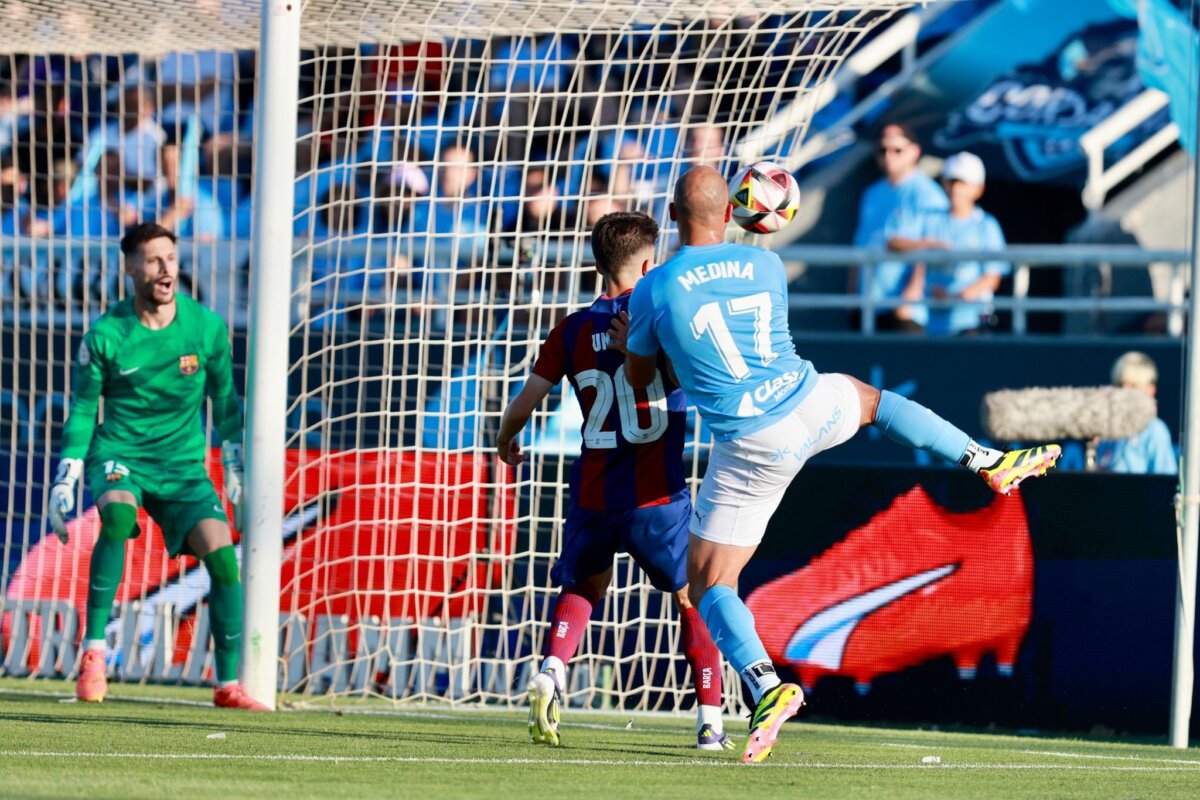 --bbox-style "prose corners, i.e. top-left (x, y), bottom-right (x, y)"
top-left (49, 334), bottom-right (106, 542)
top-left (496, 376), bottom-right (554, 466)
